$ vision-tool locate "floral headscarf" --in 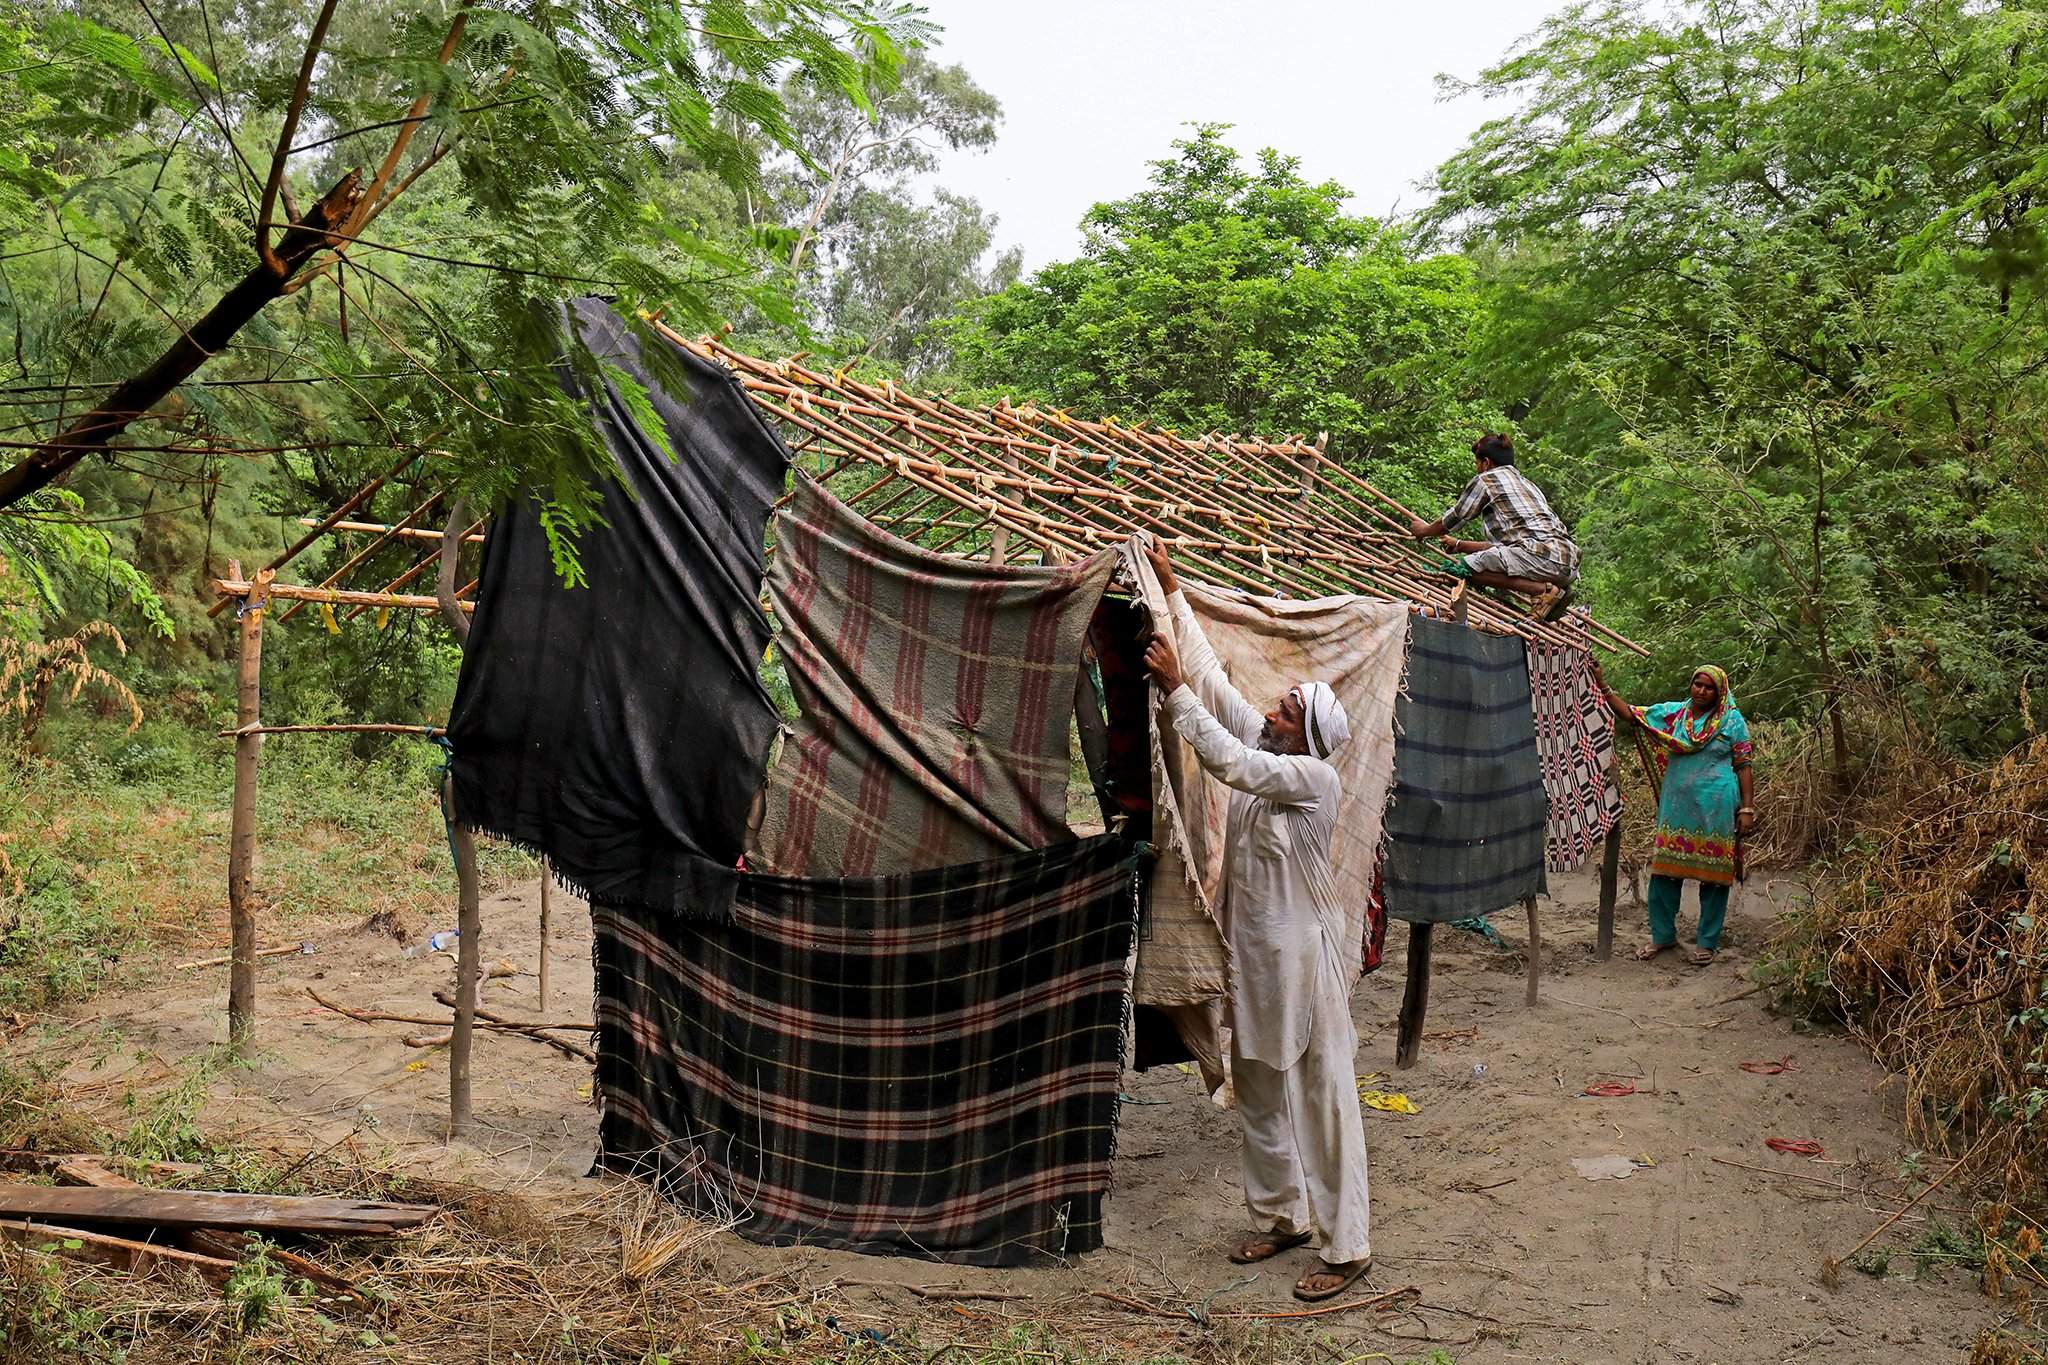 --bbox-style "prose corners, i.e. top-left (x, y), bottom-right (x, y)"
top-left (1633, 664), bottom-right (1738, 756)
